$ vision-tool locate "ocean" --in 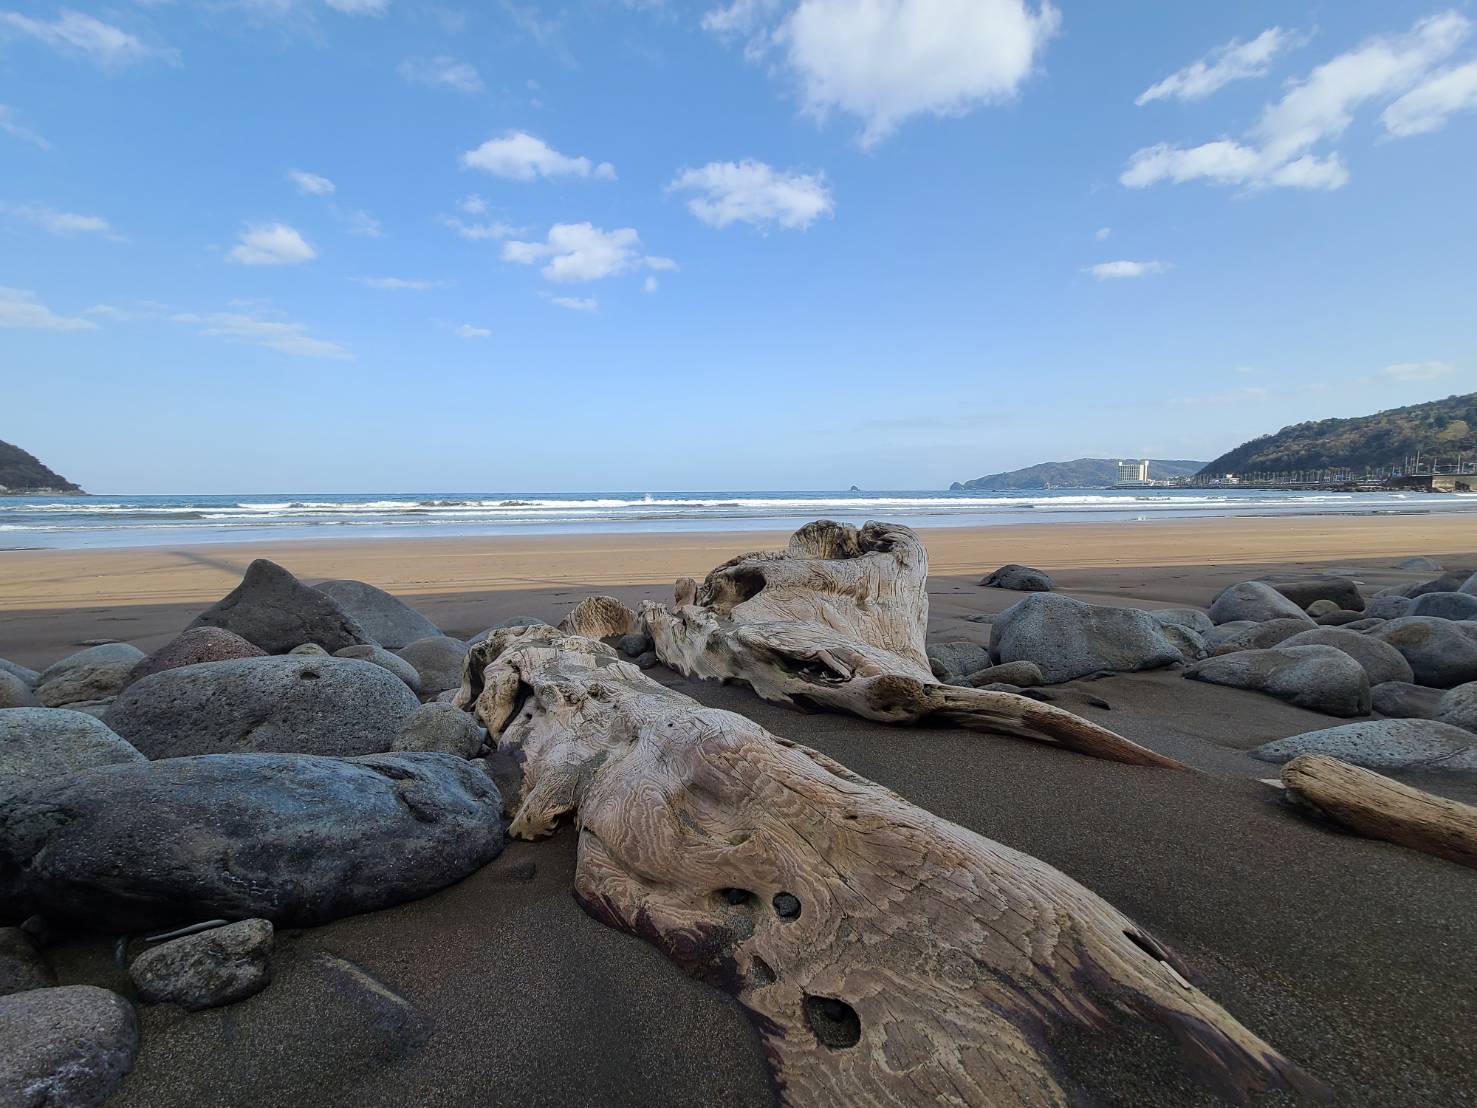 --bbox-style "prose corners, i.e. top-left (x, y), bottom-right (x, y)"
top-left (2, 488), bottom-right (1475, 550)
